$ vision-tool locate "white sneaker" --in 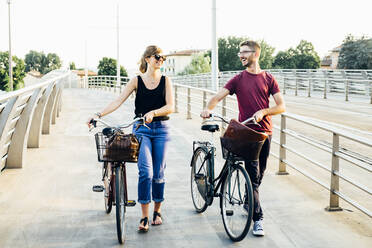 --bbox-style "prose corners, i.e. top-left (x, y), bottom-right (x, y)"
top-left (252, 220), bottom-right (265, 236)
